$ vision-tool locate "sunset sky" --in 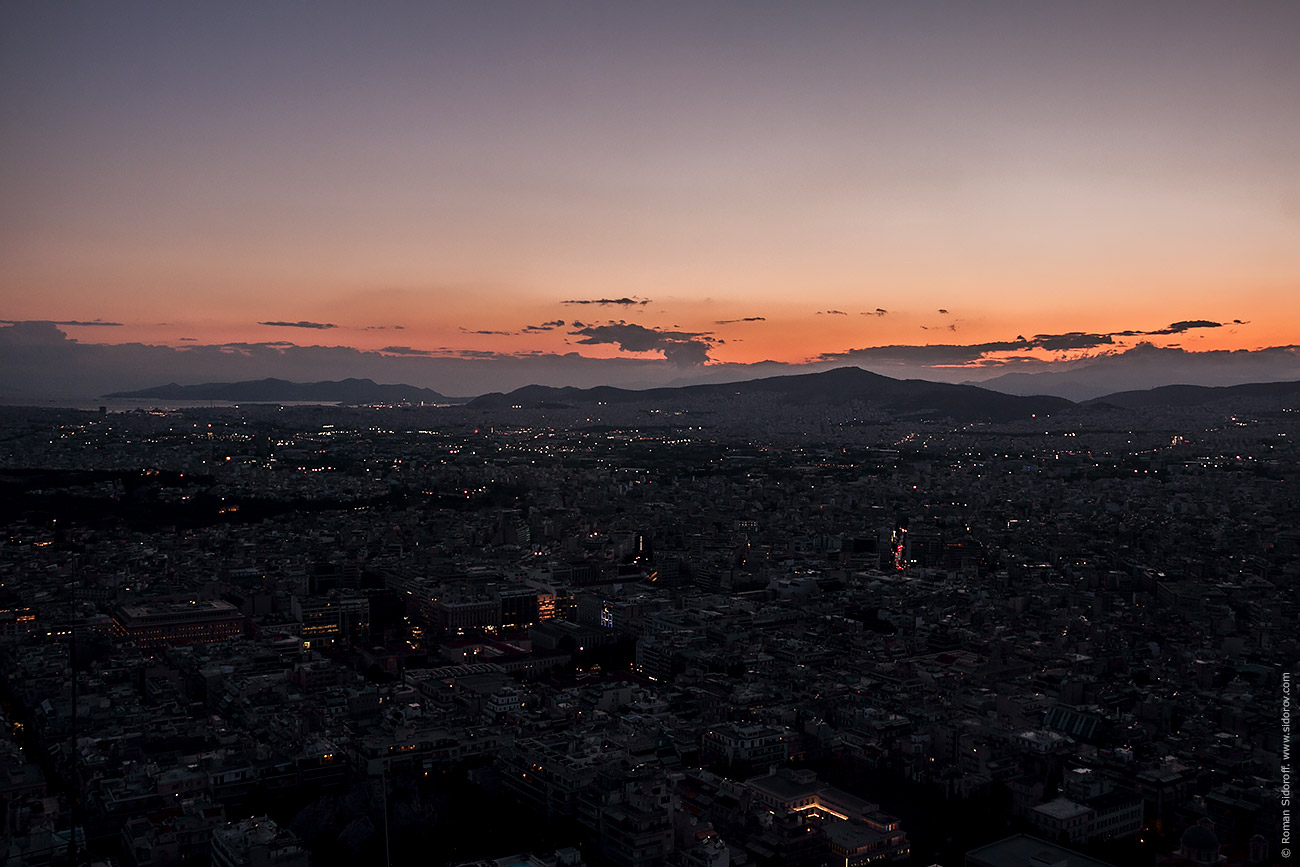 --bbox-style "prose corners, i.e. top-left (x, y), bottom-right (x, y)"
top-left (2, 1), bottom-right (1298, 395)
